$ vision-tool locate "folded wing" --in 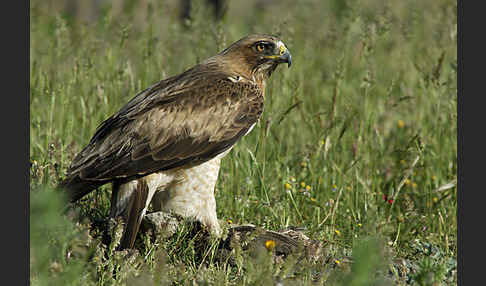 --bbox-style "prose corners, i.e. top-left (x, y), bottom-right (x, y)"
top-left (60, 68), bottom-right (263, 202)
